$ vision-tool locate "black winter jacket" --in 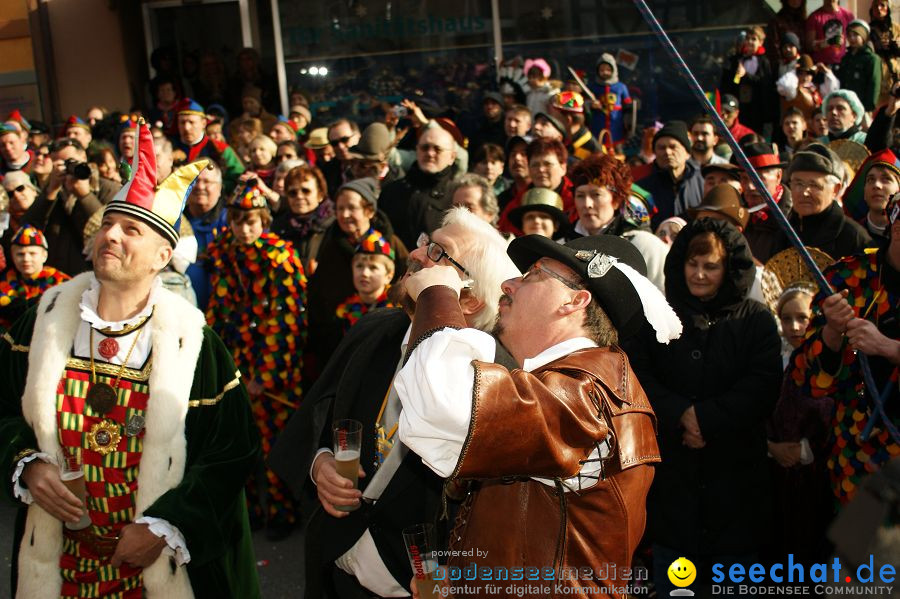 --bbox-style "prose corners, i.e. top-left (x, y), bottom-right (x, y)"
top-left (774, 200), bottom-right (872, 261)
top-left (377, 162), bottom-right (459, 250)
top-left (624, 218), bottom-right (783, 556)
